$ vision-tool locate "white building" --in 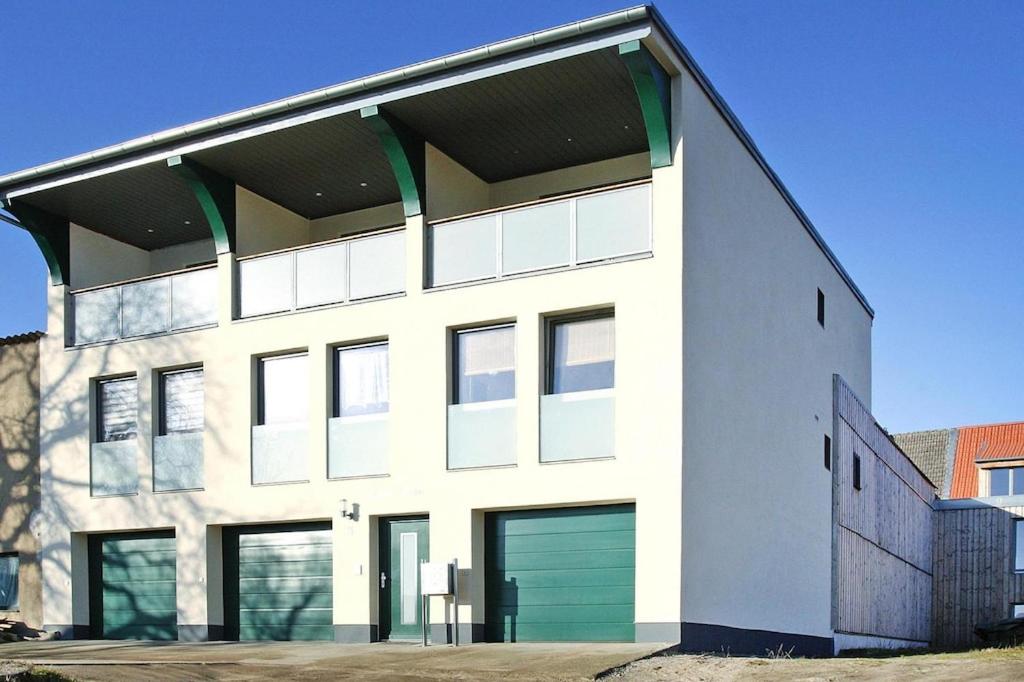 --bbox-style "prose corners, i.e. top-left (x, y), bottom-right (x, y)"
top-left (0, 6), bottom-right (873, 654)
